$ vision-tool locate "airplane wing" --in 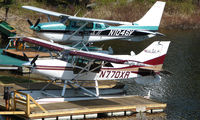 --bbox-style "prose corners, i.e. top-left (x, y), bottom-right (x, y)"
top-left (22, 6), bottom-right (132, 25)
top-left (22, 37), bottom-right (128, 64)
top-left (67, 16), bottom-right (132, 25)
top-left (22, 6), bottom-right (68, 17)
